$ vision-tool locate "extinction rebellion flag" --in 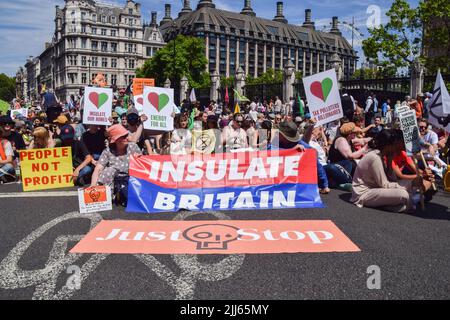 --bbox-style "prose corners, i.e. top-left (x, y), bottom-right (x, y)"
top-left (126, 149), bottom-right (324, 213)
